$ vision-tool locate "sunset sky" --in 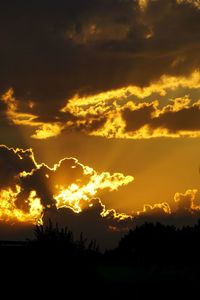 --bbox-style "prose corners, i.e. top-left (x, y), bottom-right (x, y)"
top-left (0, 0), bottom-right (200, 247)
